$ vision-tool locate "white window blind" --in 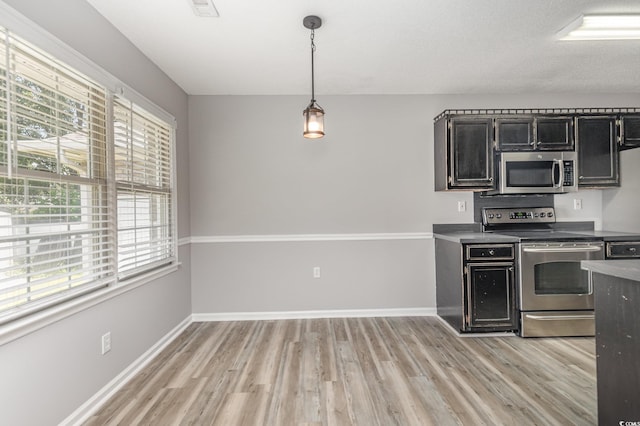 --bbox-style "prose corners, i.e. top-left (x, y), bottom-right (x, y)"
top-left (113, 97), bottom-right (174, 279)
top-left (0, 28), bottom-right (113, 322)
